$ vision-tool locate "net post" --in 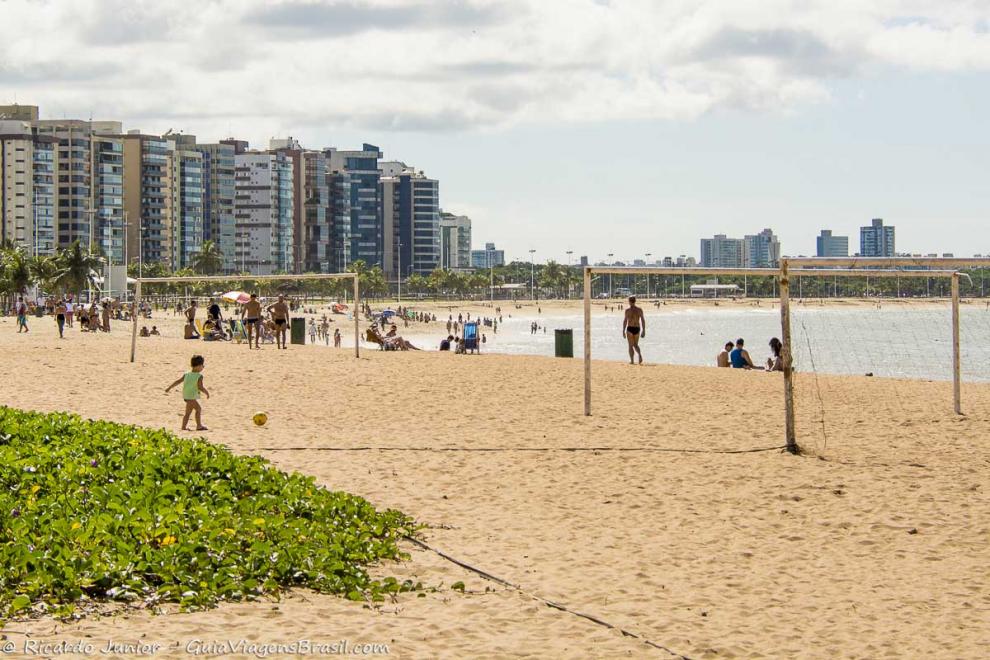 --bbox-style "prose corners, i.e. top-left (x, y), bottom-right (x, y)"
top-left (779, 259), bottom-right (798, 454)
top-left (353, 274), bottom-right (360, 358)
top-left (583, 266), bottom-right (592, 416)
top-left (951, 272), bottom-right (961, 415)
top-left (129, 279), bottom-right (142, 363)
